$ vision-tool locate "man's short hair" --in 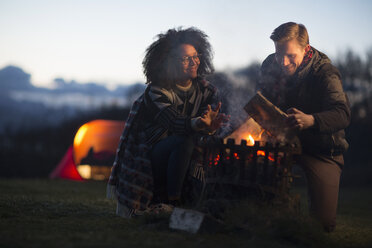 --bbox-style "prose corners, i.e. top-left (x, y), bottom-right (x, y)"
top-left (270, 22), bottom-right (309, 48)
